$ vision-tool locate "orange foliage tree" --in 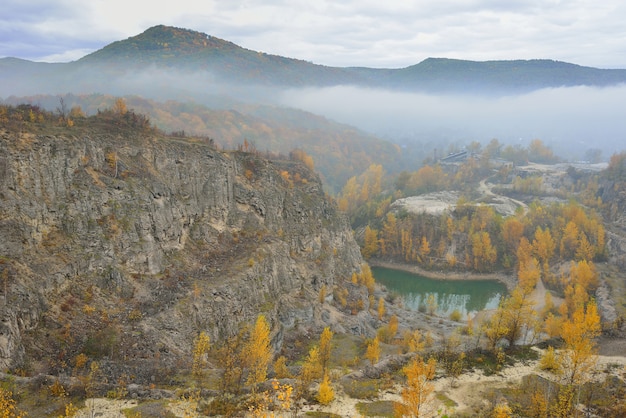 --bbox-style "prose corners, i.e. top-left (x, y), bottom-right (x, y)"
top-left (395, 355), bottom-right (437, 417)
